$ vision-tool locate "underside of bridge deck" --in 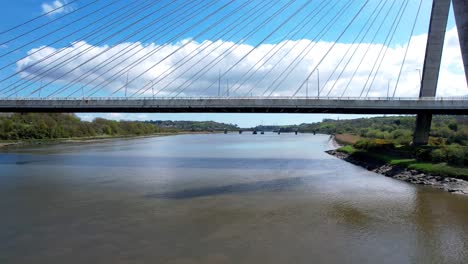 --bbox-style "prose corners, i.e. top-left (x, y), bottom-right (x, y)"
top-left (0, 98), bottom-right (466, 115)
